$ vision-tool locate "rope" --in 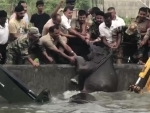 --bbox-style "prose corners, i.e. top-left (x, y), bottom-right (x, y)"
top-left (92, 48), bottom-right (113, 73)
